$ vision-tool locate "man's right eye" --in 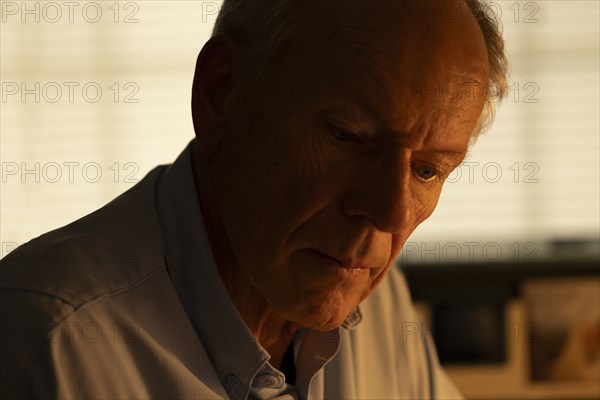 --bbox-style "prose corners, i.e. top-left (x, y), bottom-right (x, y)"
top-left (330, 127), bottom-right (363, 144)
